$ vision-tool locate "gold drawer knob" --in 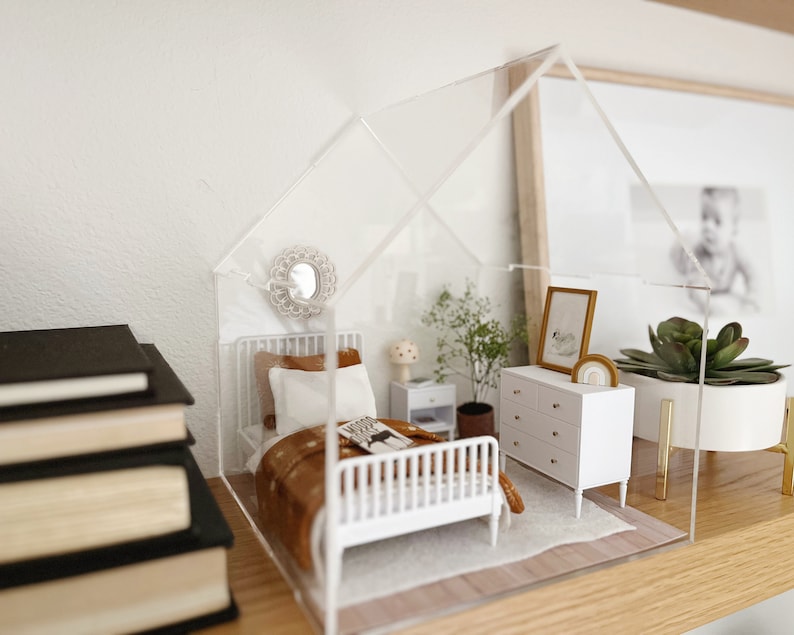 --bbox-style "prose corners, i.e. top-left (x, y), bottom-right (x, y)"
top-left (552, 431), bottom-right (559, 437)
top-left (550, 458), bottom-right (558, 464)
top-left (513, 441), bottom-right (520, 447)
top-left (552, 402), bottom-right (560, 409)
top-left (513, 389), bottom-right (521, 395)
